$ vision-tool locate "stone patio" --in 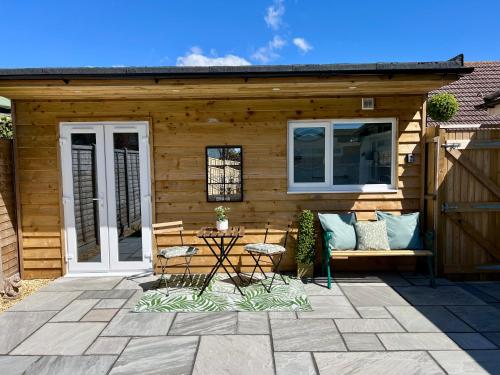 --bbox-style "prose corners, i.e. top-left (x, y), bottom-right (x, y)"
top-left (1, 273), bottom-right (500, 375)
